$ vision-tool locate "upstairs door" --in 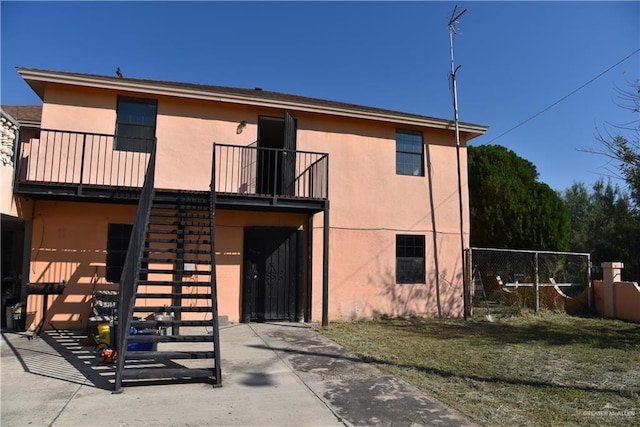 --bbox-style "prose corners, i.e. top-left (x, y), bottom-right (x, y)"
top-left (243, 227), bottom-right (304, 322)
top-left (257, 112), bottom-right (297, 196)
top-left (281, 111), bottom-right (297, 196)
